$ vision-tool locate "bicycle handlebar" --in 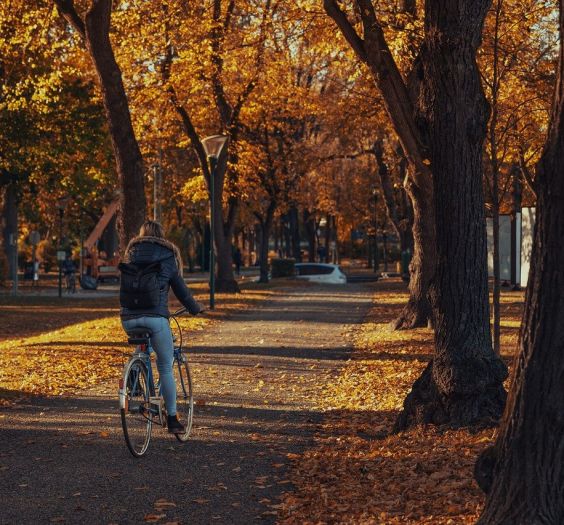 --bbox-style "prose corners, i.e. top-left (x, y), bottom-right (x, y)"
top-left (171, 307), bottom-right (187, 317)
